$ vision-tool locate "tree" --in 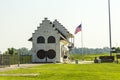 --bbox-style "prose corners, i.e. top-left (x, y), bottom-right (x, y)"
top-left (17, 47), bottom-right (32, 55)
top-left (4, 48), bottom-right (18, 55)
top-left (8, 48), bottom-right (14, 55)
top-left (112, 47), bottom-right (120, 53)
